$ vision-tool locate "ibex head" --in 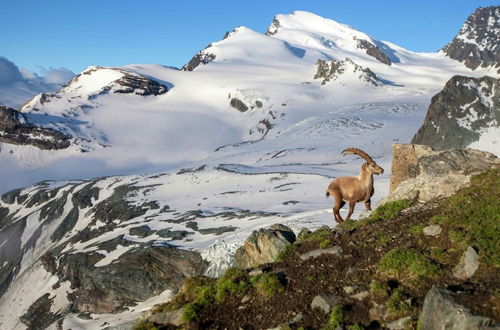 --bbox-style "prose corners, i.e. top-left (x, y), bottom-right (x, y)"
top-left (342, 148), bottom-right (384, 175)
